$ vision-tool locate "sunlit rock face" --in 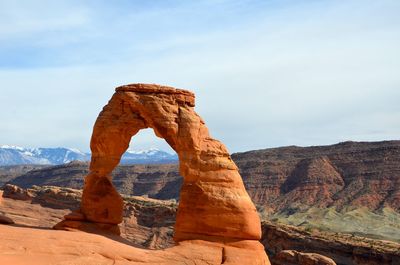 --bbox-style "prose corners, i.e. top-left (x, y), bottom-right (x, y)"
top-left (55, 83), bottom-right (270, 264)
